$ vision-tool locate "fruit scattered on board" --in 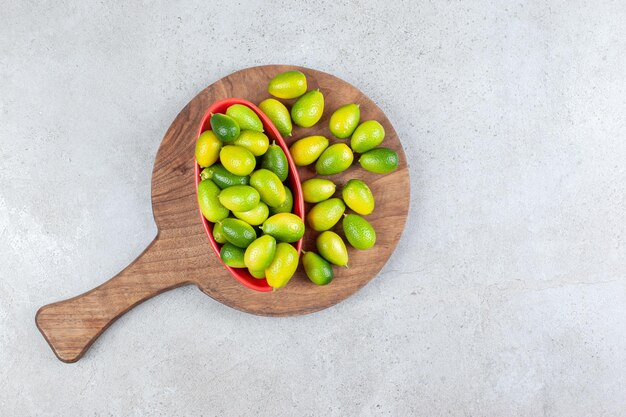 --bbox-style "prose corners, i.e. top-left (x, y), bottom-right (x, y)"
top-left (196, 69), bottom-right (399, 290)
